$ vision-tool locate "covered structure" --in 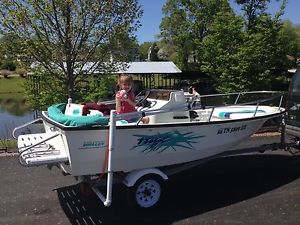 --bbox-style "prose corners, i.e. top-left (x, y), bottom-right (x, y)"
top-left (116, 61), bottom-right (181, 74)
top-left (28, 61), bottom-right (187, 97)
top-left (31, 61), bottom-right (183, 89)
top-left (115, 61), bottom-right (182, 89)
